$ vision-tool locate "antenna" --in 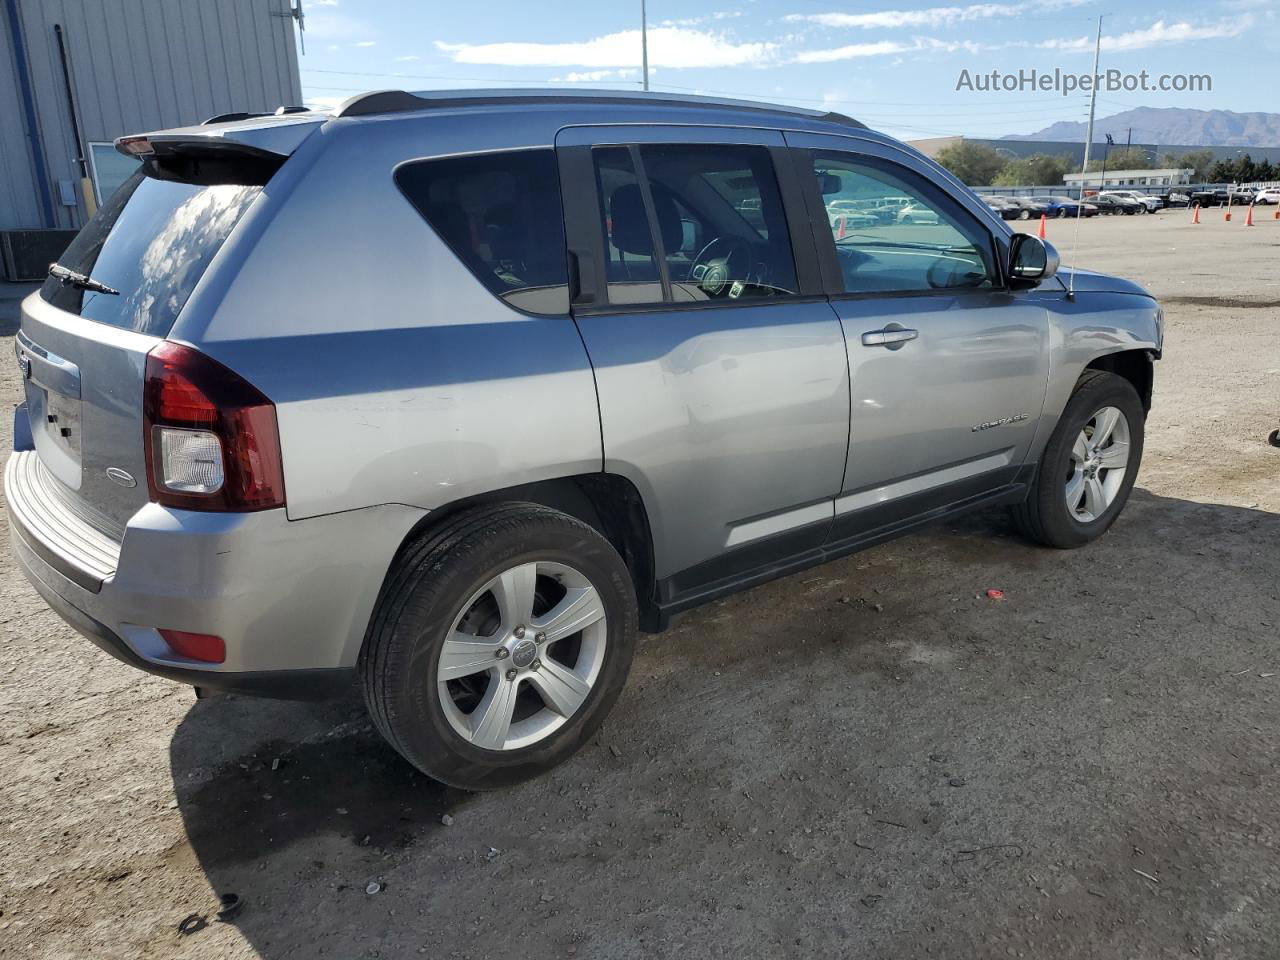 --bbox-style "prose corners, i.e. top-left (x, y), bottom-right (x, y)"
top-left (1068, 14), bottom-right (1103, 299)
top-left (641, 0), bottom-right (649, 91)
